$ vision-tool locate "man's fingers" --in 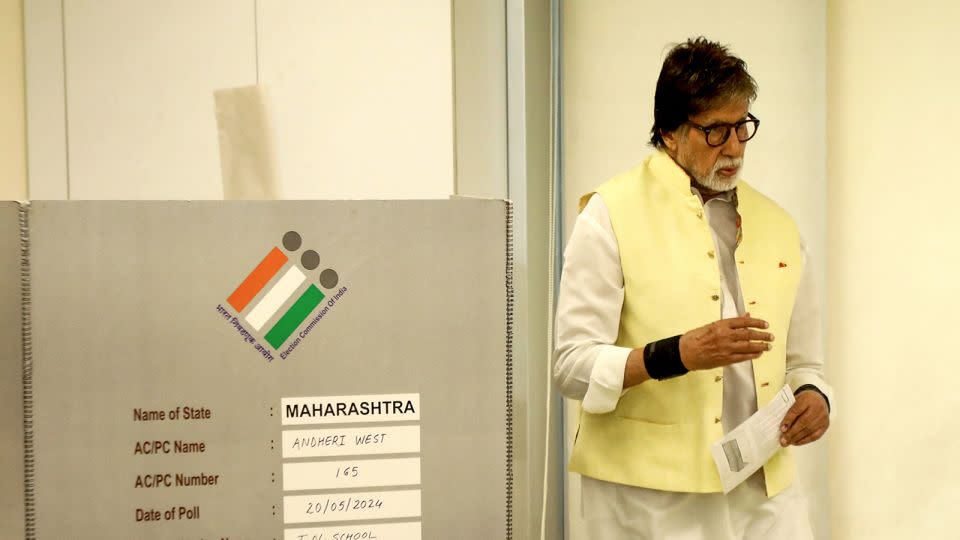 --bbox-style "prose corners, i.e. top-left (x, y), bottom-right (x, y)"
top-left (727, 316), bottom-right (770, 330)
top-left (781, 401), bottom-right (808, 433)
top-left (729, 341), bottom-right (770, 354)
top-left (729, 328), bottom-right (751, 340)
top-left (746, 330), bottom-right (774, 342)
top-left (783, 407), bottom-right (829, 446)
top-left (782, 422), bottom-right (812, 446)
top-left (728, 328), bottom-right (774, 342)
top-left (792, 428), bottom-right (826, 447)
